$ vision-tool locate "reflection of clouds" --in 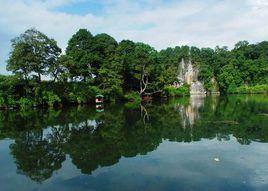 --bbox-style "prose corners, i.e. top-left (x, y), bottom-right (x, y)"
top-left (52, 155), bottom-right (81, 180)
top-left (2, 134), bottom-right (268, 190)
top-left (114, 137), bottom-right (268, 190)
top-left (69, 120), bottom-right (97, 131)
top-left (239, 142), bottom-right (268, 187)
